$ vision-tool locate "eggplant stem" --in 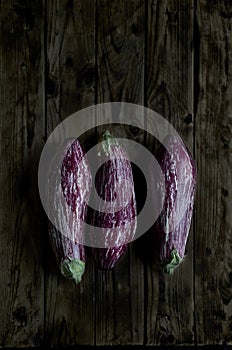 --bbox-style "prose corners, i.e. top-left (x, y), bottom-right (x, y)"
top-left (60, 258), bottom-right (85, 284)
top-left (98, 130), bottom-right (119, 156)
top-left (100, 130), bottom-right (112, 140)
top-left (161, 249), bottom-right (183, 275)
